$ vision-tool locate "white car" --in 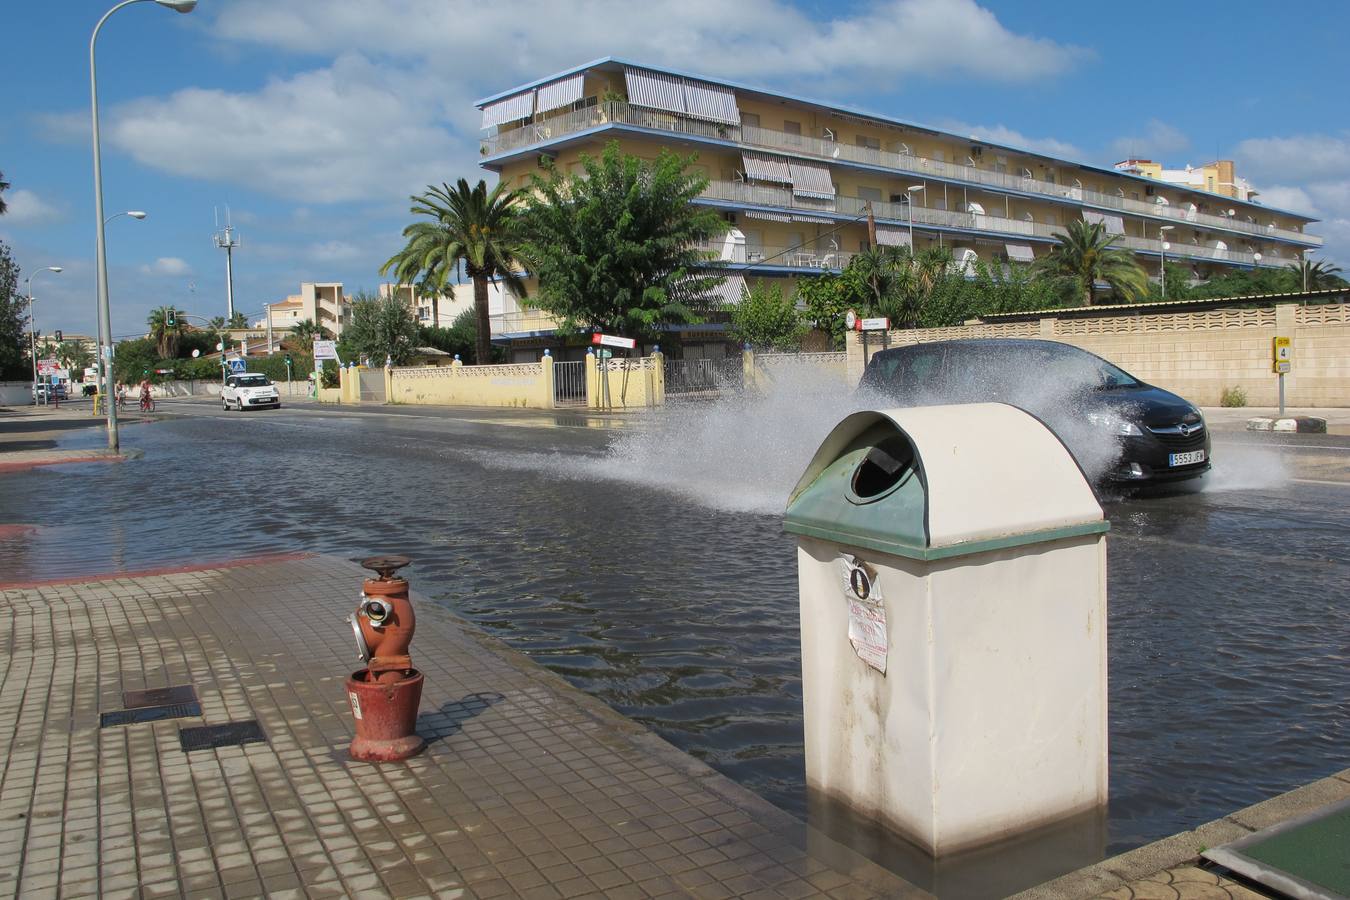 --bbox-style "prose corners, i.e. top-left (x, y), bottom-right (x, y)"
top-left (221, 373), bottom-right (281, 411)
